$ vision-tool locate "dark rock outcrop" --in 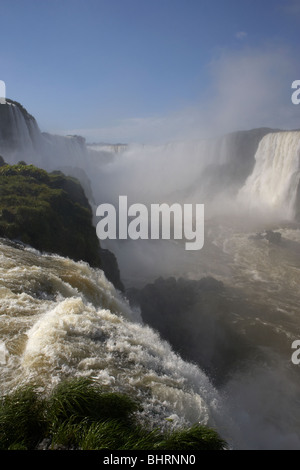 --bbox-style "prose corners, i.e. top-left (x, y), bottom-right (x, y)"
top-left (0, 162), bottom-right (124, 291)
top-left (99, 248), bottom-right (124, 292)
top-left (127, 276), bottom-right (254, 385)
top-left (249, 230), bottom-right (282, 245)
top-left (265, 230), bottom-right (282, 245)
